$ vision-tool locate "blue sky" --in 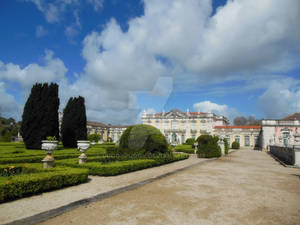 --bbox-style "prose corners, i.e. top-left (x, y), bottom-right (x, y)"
top-left (0, 0), bottom-right (299, 124)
